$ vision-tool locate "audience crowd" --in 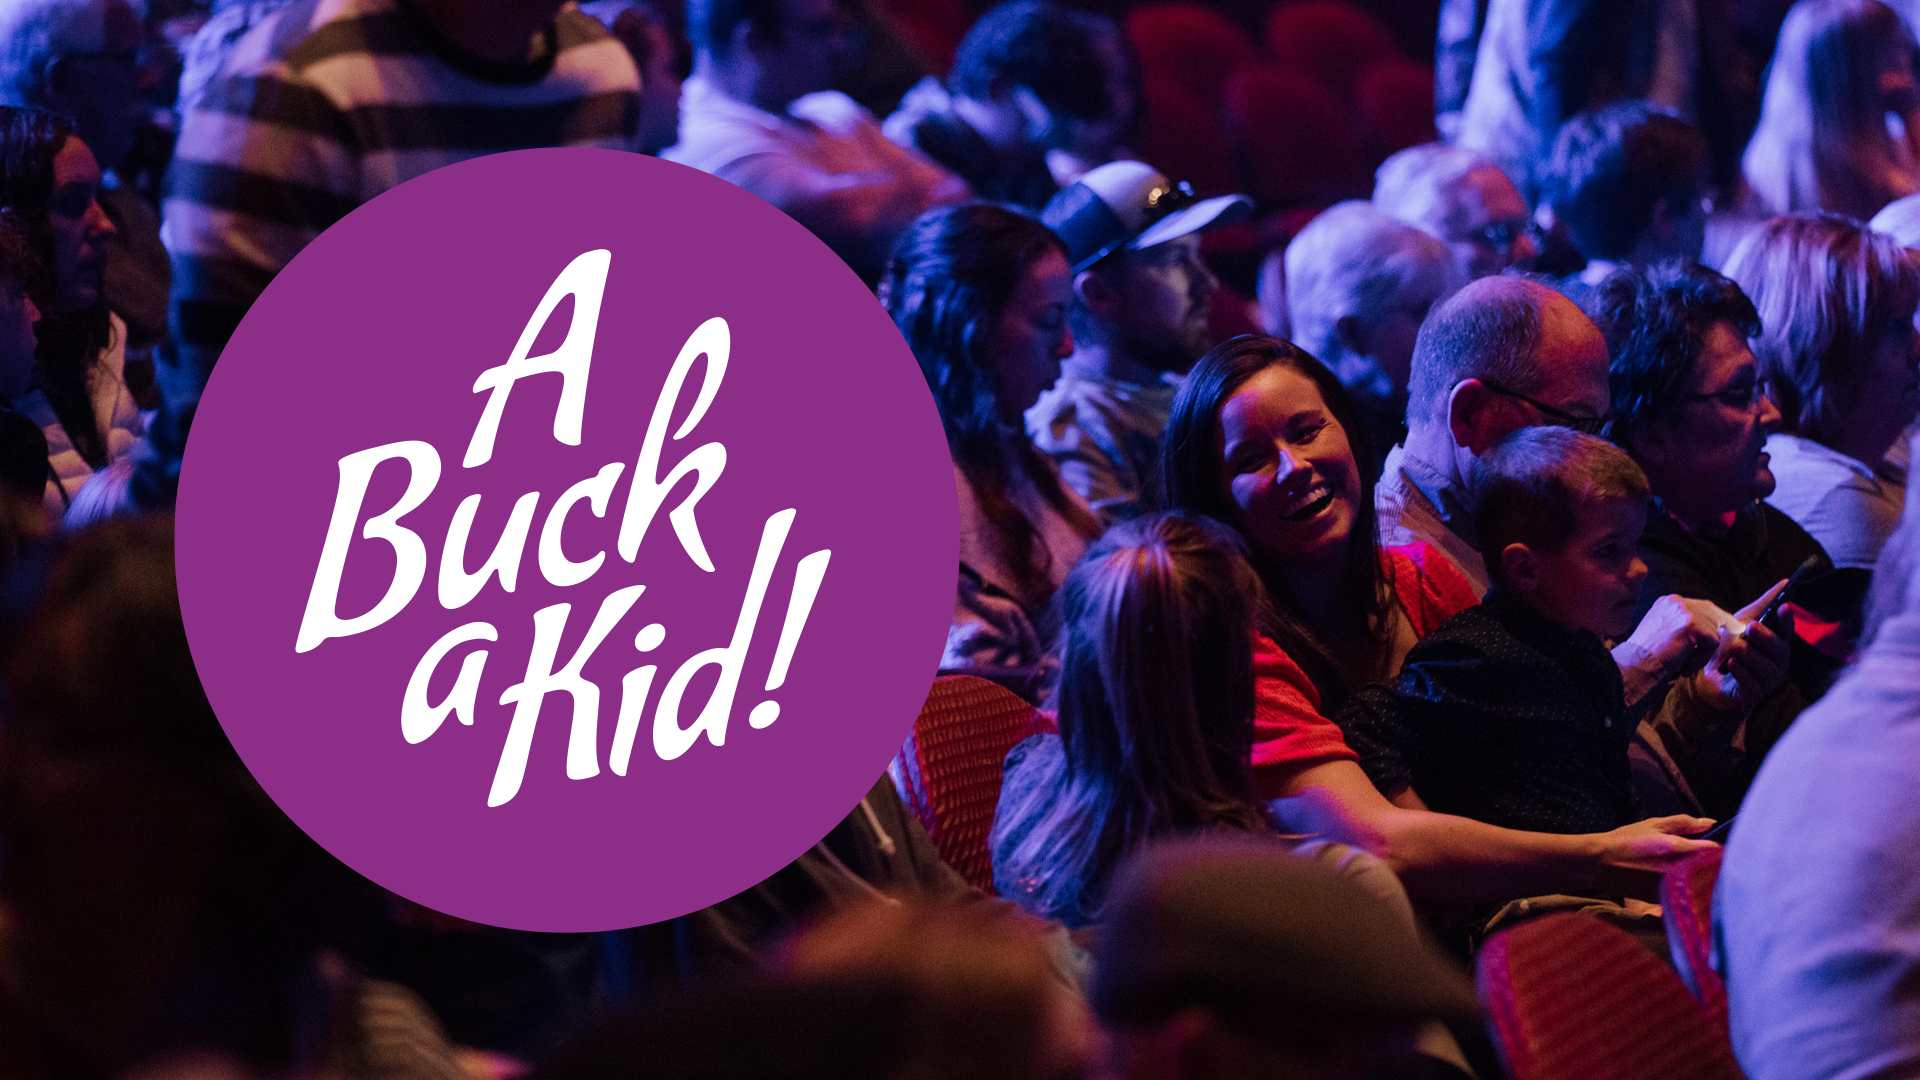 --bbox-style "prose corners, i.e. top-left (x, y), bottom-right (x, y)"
top-left (3, 0), bottom-right (1920, 1077)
